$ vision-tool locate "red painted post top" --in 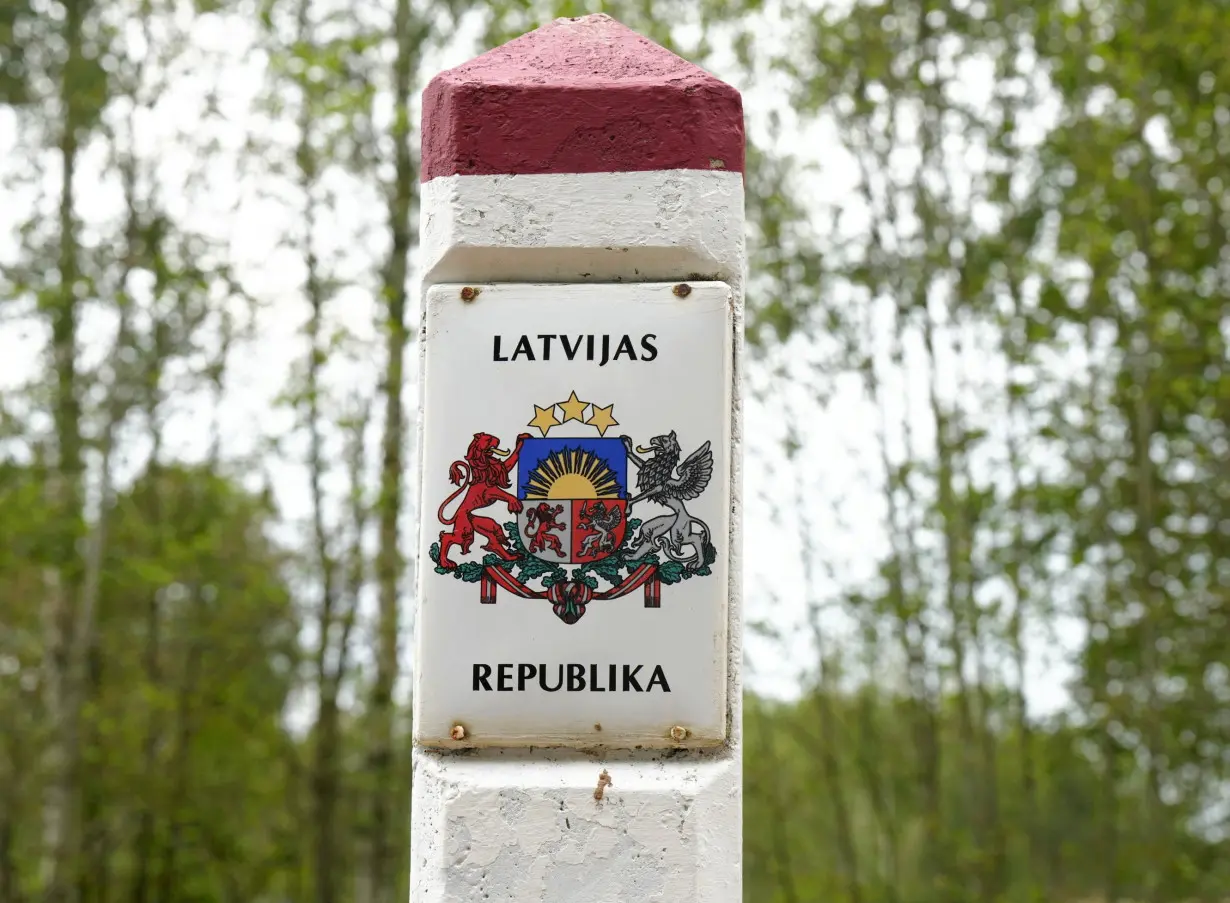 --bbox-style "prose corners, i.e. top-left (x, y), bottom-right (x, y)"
top-left (421, 14), bottom-right (744, 181)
